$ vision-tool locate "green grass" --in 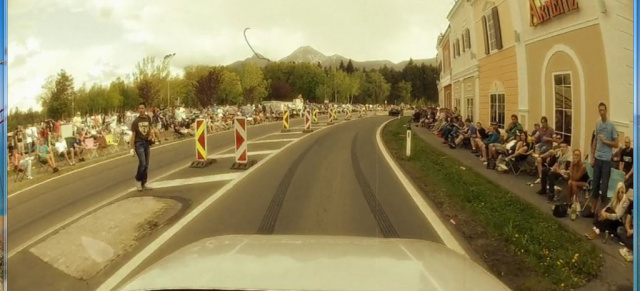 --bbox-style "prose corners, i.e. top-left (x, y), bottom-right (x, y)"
top-left (382, 118), bottom-right (603, 290)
